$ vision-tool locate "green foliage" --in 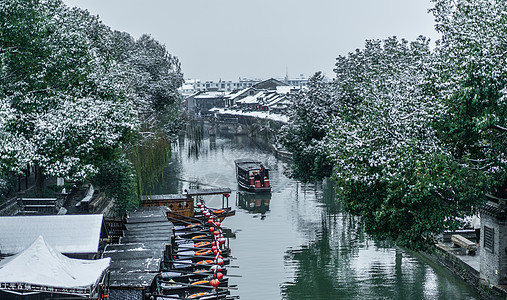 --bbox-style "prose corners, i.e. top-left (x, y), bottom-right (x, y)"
top-left (279, 0), bottom-right (506, 249)
top-left (430, 0), bottom-right (506, 198)
top-left (0, 0), bottom-right (183, 204)
top-left (280, 72), bottom-right (335, 182)
top-left (0, 174), bottom-right (16, 202)
top-left (128, 132), bottom-right (172, 197)
top-left (322, 0), bottom-right (506, 249)
top-left (92, 159), bottom-right (138, 216)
